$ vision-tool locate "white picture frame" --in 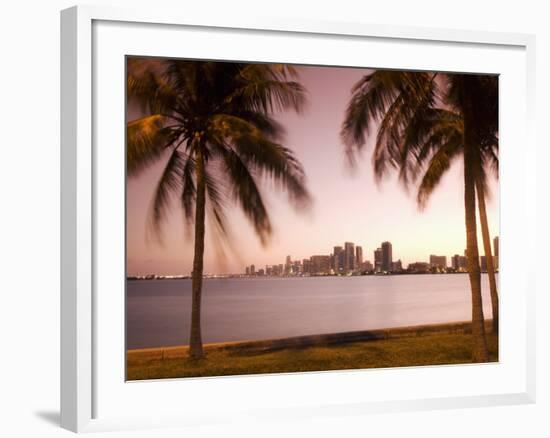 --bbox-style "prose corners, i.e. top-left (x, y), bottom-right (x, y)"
top-left (60, 4), bottom-right (536, 433)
